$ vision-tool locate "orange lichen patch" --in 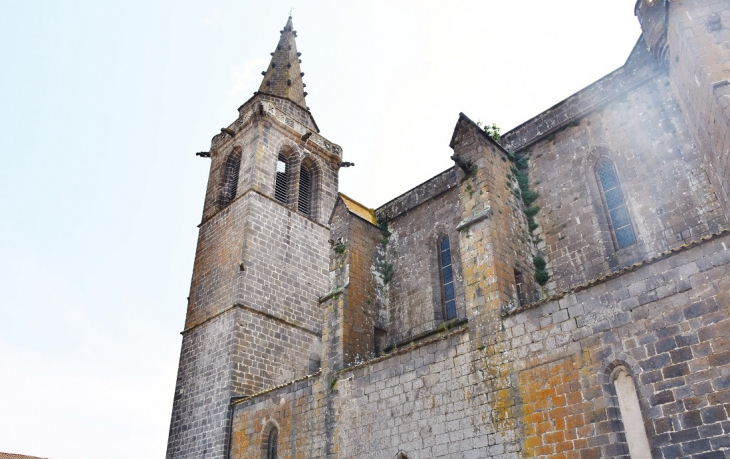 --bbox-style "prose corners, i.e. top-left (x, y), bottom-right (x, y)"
top-left (518, 356), bottom-right (588, 458)
top-left (229, 414), bottom-right (252, 458)
top-left (231, 387), bottom-right (317, 459)
top-left (339, 193), bottom-right (377, 225)
top-left (474, 356), bottom-right (518, 433)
